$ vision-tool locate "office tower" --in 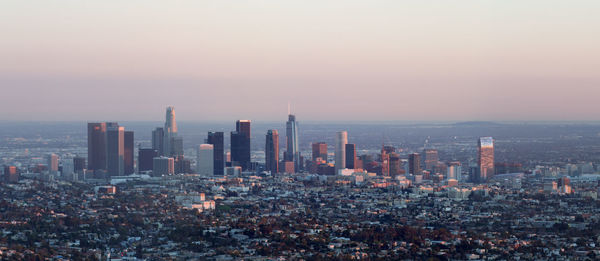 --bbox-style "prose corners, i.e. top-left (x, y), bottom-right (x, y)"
top-left (170, 136), bottom-right (184, 157)
top-left (174, 155), bottom-right (189, 174)
top-left (152, 127), bottom-right (165, 156)
top-left (265, 130), bottom-right (279, 174)
top-left (345, 144), bottom-right (356, 169)
top-left (47, 153), bottom-right (59, 174)
top-left (478, 137), bottom-right (495, 182)
top-left (3, 166), bottom-right (19, 183)
top-left (335, 131), bottom-right (348, 173)
top-left (197, 144), bottom-right (214, 175)
top-left (423, 149), bottom-right (439, 171)
top-left (207, 132), bottom-right (224, 175)
top-left (381, 148), bottom-right (390, 176)
top-left (447, 161), bottom-right (462, 181)
top-left (312, 142), bottom-right (328, 162)
top-left (389, 153), bottom-right (402, 176)
top-left (106, 125), bottom-right (125, 176)
top-left (285, 114), bottom-right (300, 170)
top-left (87, 122), bottom-right (107, 171)
top-left (62, 158), bottom-right (75, 180)
top-left (231, 120), bottom-right (251, 170)
top-left (409, 153), bottom-right (421, 175)
top-left (153, 156), bottom-right (174, 176)
top-left (73, 157), bottom-right (86, 173)
top-left (124, 131), bottom-right (134, 175)
top-left (163, 106), bottom-right (178, 156)
top-left (138, 148), bottom-right (158, 172)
